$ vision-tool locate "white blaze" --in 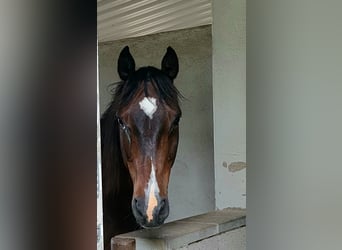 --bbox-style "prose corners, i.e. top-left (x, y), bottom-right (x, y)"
top-left (139, 97), bottom-right (157, 119)
top-left (145, 157), bottom-right (160, 222)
